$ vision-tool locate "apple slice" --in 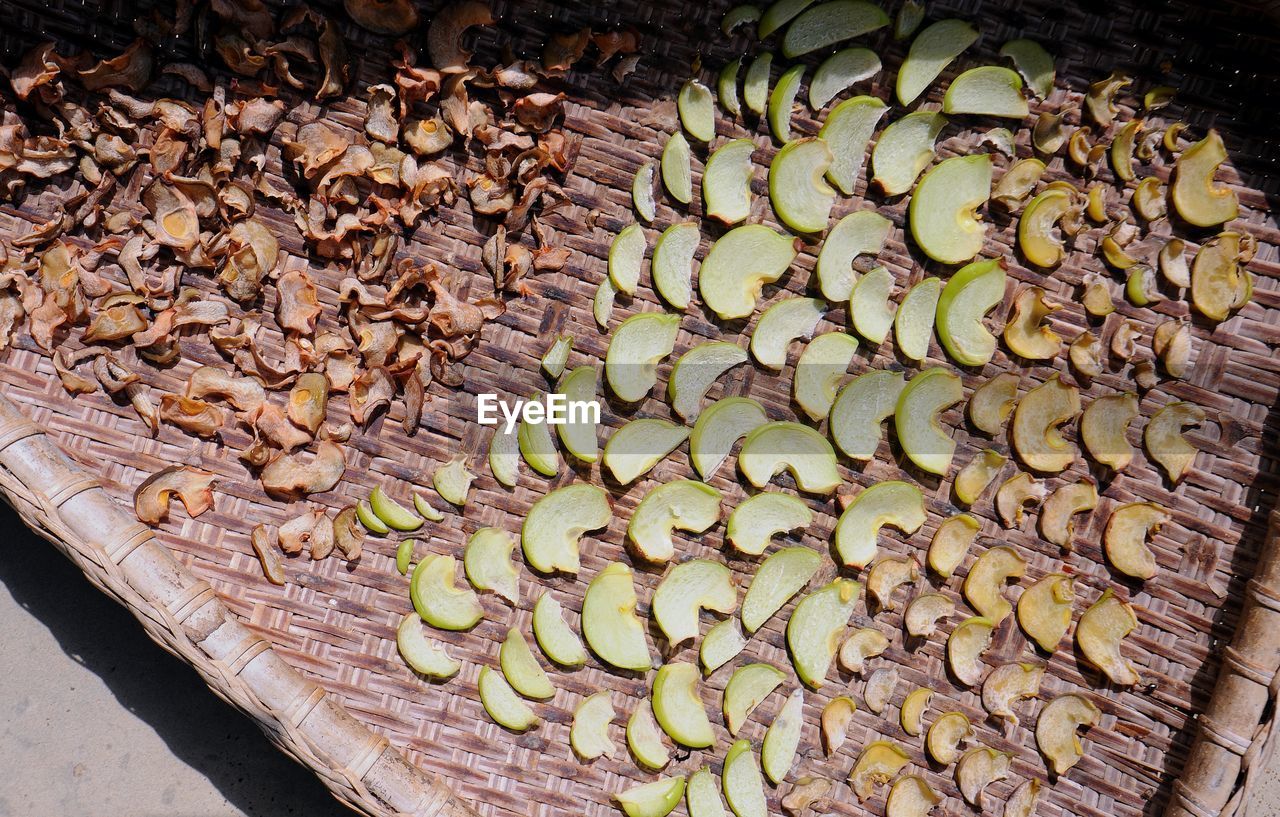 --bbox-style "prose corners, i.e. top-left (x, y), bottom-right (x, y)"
top-left (463, 527), bottom-right (519, 603)
top-left (653, 222), bottom-right (700, 310)
top-left (411, 554), bottom-right (483, 631)
top-left (848, 741), bottom-right (910, 802)
top-left (993, 157), bottom-right (1046, 210)
top-left (743, 52), bottom-right (772, 116)
top-left (867, 556), bottom-right (919, 612)
top-left (995, 472), bottom-right (1045, 528)
top-left (897, 19), bottom-right (979, 105)
top-left (583, 562), bottom-right (652, 672)
top-left (1017, 573), bottom-right (1075, 653)
top-left (947, 616), bottom-right (995, 686)
top-left (926, 711), bottom-right (972, 764)
top-left (1080, 392), bottom-right (1138, 471)
top-left (500, 626), bottom-right (554, 700)
top-left (723, 739), bottom-right (767, 817)
top-left (396, 613), bottom-right (461, 679)
top-left (760, 0), bottom-right (815, 37)
top-left (478, 665), bottom-right (540, 731)
top-left (627, 698), bottom-right (672, 771)
top-left (662, 131), bottom-right (694, 204)
top-left (1104, 502), bottom-right (1168, 580)
top-left (943, 66), bottom-right (1030, 118)
top-left (834, 480), bottom-right (925, 568)
top-left (521, 482), bottom-right (610, 574)
top-left (1039, 480), bottom-right (1098, 549)
top-left (1000, 39), bottom-right (1054, 99)
top-left (981, 662), bottom-right (1042, 725)
top-left (895, 367), bottom-right (964, 475)
top-left (954, 449), bottom-right (1007, 506)
top-left (865, 668), bottom-right (899, 714)
top-left (1191, 231), bottom-right (1253, 322)
top-left (819, 95), bottom-right (888, 194)
top-left (1018, 188), bottom-right (1072, 268)
top-left (704, 139), bottom-right (756, 226)
top-left (687, 768), bottom-right (728, 817)
top-left (370, 486), bottom-right (423, 531)
top-left (652, 661), bottom-right (715, 748)
top-left (769, 138), bottom-right (835, 232)
top-left (571, 690), bottom-right (617, 760)
top-left (905, 592), bottom-right (955, 638)
top-left (719, 57), bottom-right (743, 117)
top-left (630, 481), bottom-right (724, 564)
top-left (606, 312), bottom-right (681, 403)
top-left (1171, 130), bottom-right (1238, 227)
top-left (762, 688), bottom-right (804, 784)
top-left (594, 276), bottom-right (617, 328)
top-left (488, 423), bottom-right (520, 488)
top-left (768, 65), bottom-right (806, 144)
top-left (850, 265), bottom-right (895, 344)
top-left (963, 545), bottom-right (1026, 624)
top-left (633, 160), bottom-right (658, 222)
top-left (927, 513), bottom-right (980, 578)
top-left (936, 257), bottom-right (1007, 367)
top-left (604, 419), bottom-right (690, 485)
top-left (518, 393), bottom-right (560, 477)
top-left (1007, 781), bottom-right (1043, 817)
top-left (691, 397), bottom-right (768, 480)
top-left (909, 154), bottom-right (992, 265)
top-left (532, 591), bottom-right (587, 667)
top-left (741, 546), bottom-right (822, 632)
top-left (751, 296), bottom-right (828, 369)
top-left (653, 558), bottom-right (737, 646)
top-left (871, 111), bottom-right (947, 196)
top-left (955, 747), bottom-right (1010, 808)
top-left (669, 341), bottom-right (750, 422)
top-left (810, 48), bottom-right (881, 110)
top-left (616, 777), bottom-right (686, 817)
top-left (701, 617), bottom-right (749, 674)
top-left (794, 332), bottom-right (859, 421)
top-left (1004, 286), bottom-right (1062, 360)
top-left (723, 662), bottom-right (786, 735)
top-left (821, 696), bottom-right (858, 754)
top-left (699, 225), bottom-right (799, 320)
top-left (1012, 374), bottom-right (1080, 473)
top-left (738, 422), bottom-right (842, 494)
top-left (900, 688), bottom-right (933, 736)
top-left (895, 277), bottom-right (942, 361)
top-left (782, 1), bottom-right (889, 58)
top-left (357, 499), bottom-right (390, 535)
top-left (1145, 401), bottom-right (1205, 483)
top-left (555, 366), bottom-right (600, 463)
top-left (968, 372), bottom-right (1019, 434)
top-left (1036, 693), bottom-right (1101, 776)
top-left (679, 79), bottom-right (716, 142)
top-left (886, 775), bottom-right (941, 817)
top-left (816, 209), bottom-right (891, 302)
top-left (830, 370), bottom-right (906, 460)
top-left (895, 0), bottom-right (924, 37)
top-left (838, 627), bottom-right (888, 674)
top-left (727, 492), bottom-right (813, 555)
top-left (1076, 589), bottom-right (1140, 685)
top-left (609, 223), bottom-right (647, 295)
top-left (787, 578), bottom-right (861, 687)
top-left (433, 455), bottom-right (475, 507)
